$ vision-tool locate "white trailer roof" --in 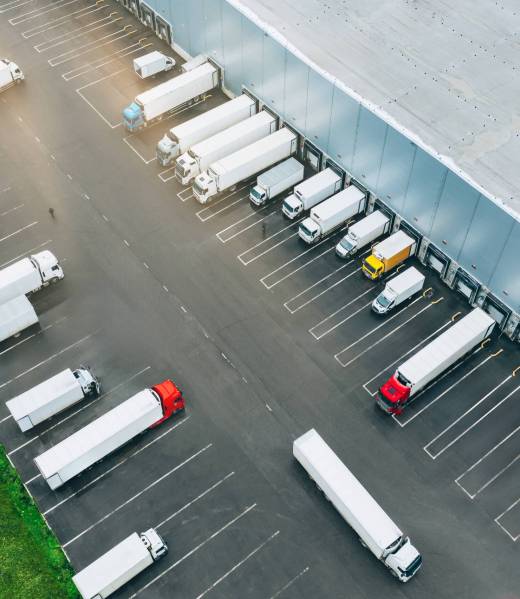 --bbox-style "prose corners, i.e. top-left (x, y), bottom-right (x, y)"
top-left (373, 230), bottom-right (413, 260)
top-left (136, 62), bottom-right (215, 105)
top-left (133, 51), bottom-right (164, 68)
top-left (35, 390), bottom-right (160, 476)
top-left (192, 110), bottom-right (274, 157)
top-left (311, 185), bottom-right (364, 220)
top-left (172, 94), bottom-right (254, 140)
top-left (0, 295), bottom-right (37, 321)
top-left (399, 308), bottom-right (495, 384)
top-left (257, 157), bottom-right (302, 186)
top-left (349, 210), bottom-right (389, 236)
top-left (294, 429), bottom-right (401, 551)
top-left (6, 369), bottom-right (76, 421)
top-left (295, 168), bottom-right (340, 196)
top-left (386, 267), bottom-right (425, 296)
top-left (234, 0), bottom-right (520, 219)
top-left (210, 128), bottom-right (295, 175)
top-left (72, 533), bottom-right (149, 598)
top-left (0, 258), bottom-right (34, 288)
